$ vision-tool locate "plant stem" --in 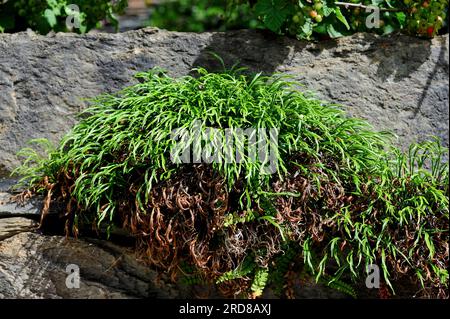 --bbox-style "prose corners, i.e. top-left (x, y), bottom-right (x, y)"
top-left (334, 1), bottom-right (403, 12)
